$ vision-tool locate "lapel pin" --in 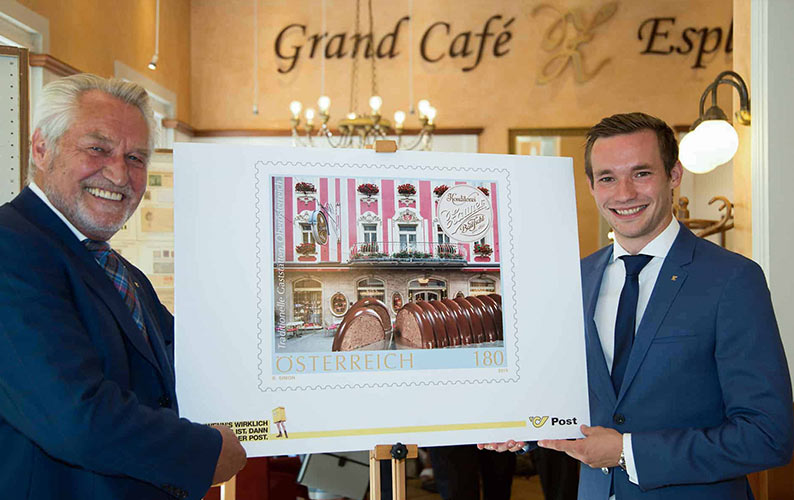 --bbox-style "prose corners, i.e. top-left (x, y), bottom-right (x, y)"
top-left (671, 275), bottom-right (678, 281)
